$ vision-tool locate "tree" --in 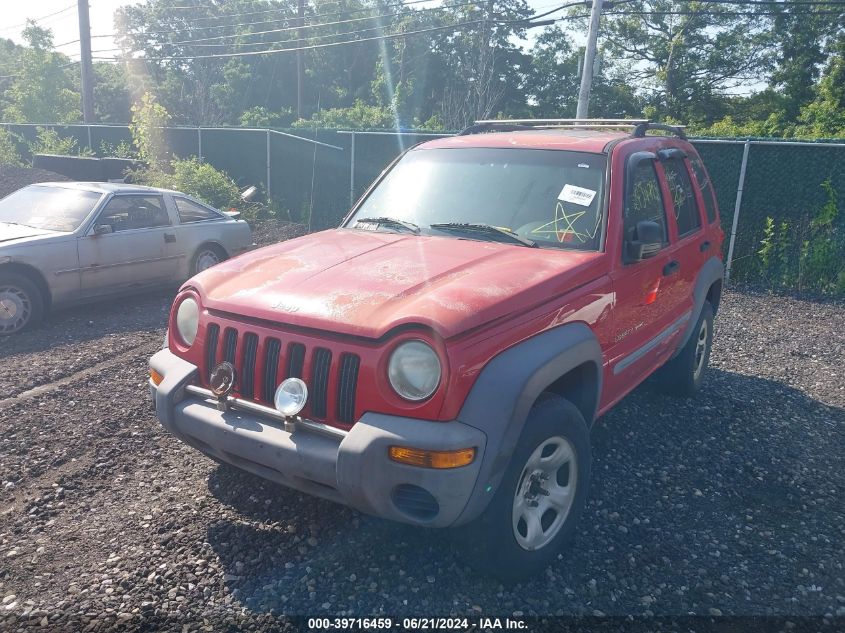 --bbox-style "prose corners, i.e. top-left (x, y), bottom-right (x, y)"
top-left (93, 63), bottom-right (132, 123)
top-left (2, 24), bottom-right (79, 123)
top-left (598, 1), bottom-right (772, 122)
top-left (130, 92), bottom-right (171, 168)
top-left (769, 8), bottom-right (839, 121)
top-left (437, 0), bottom-right (532, 128)
top-left (525, 27), bottom-right (643, 118)
top-left (797, 35), bottom-right (845, 137)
